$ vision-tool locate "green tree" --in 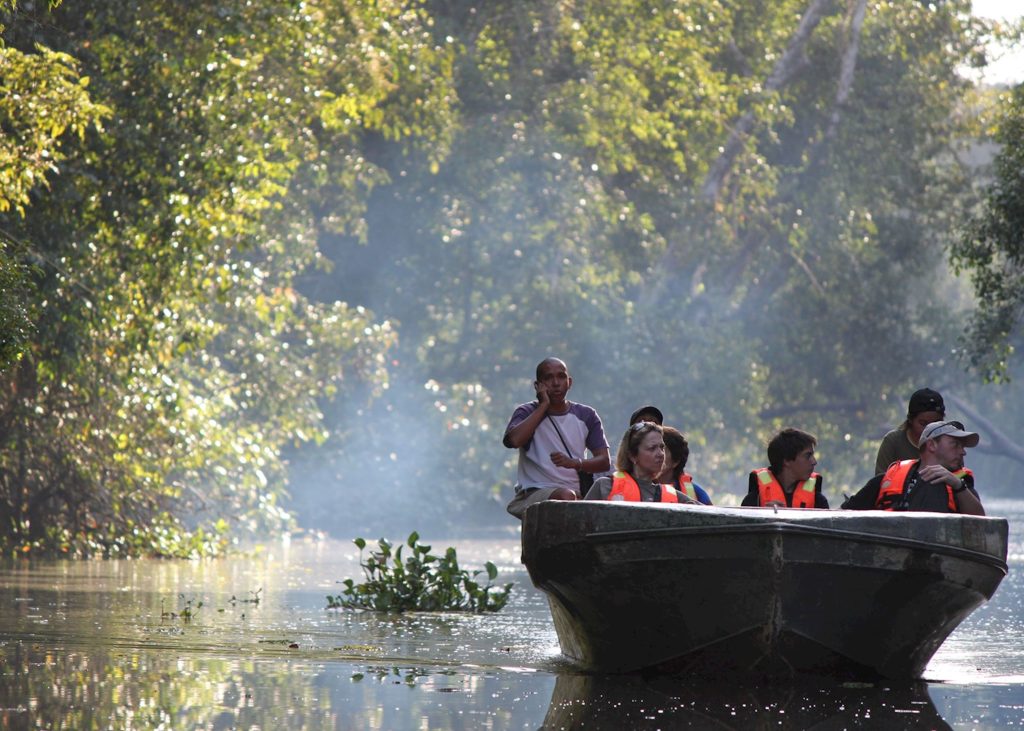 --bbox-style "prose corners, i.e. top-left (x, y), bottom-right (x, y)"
top-left (293, 0), bottom-right (997, 529)
top-left (0, 0), bottom-right (456, 554)
top-left (953, 83), bottom-right (1024, 382)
